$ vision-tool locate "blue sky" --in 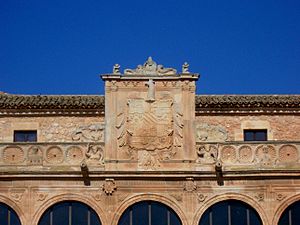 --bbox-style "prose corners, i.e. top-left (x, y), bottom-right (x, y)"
top-left (1, 0), bottom-right (299, 95)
